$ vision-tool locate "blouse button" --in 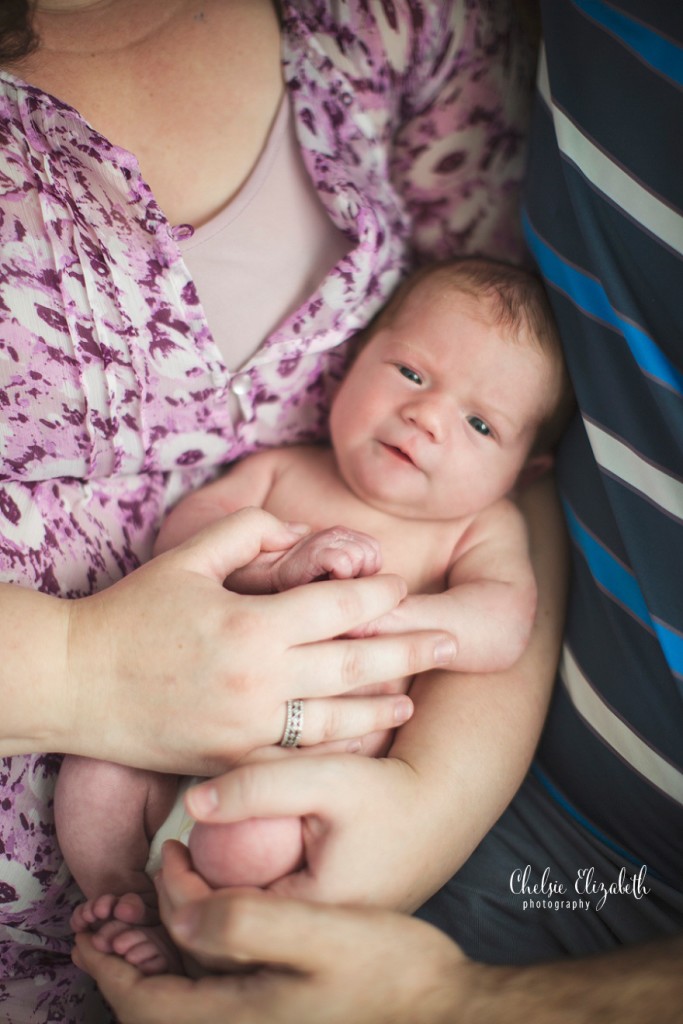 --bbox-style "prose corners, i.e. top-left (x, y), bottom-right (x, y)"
top-left (230, 372), bottom-right (252, 396)
top-left (170, 223), bottom-right (195, 241)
